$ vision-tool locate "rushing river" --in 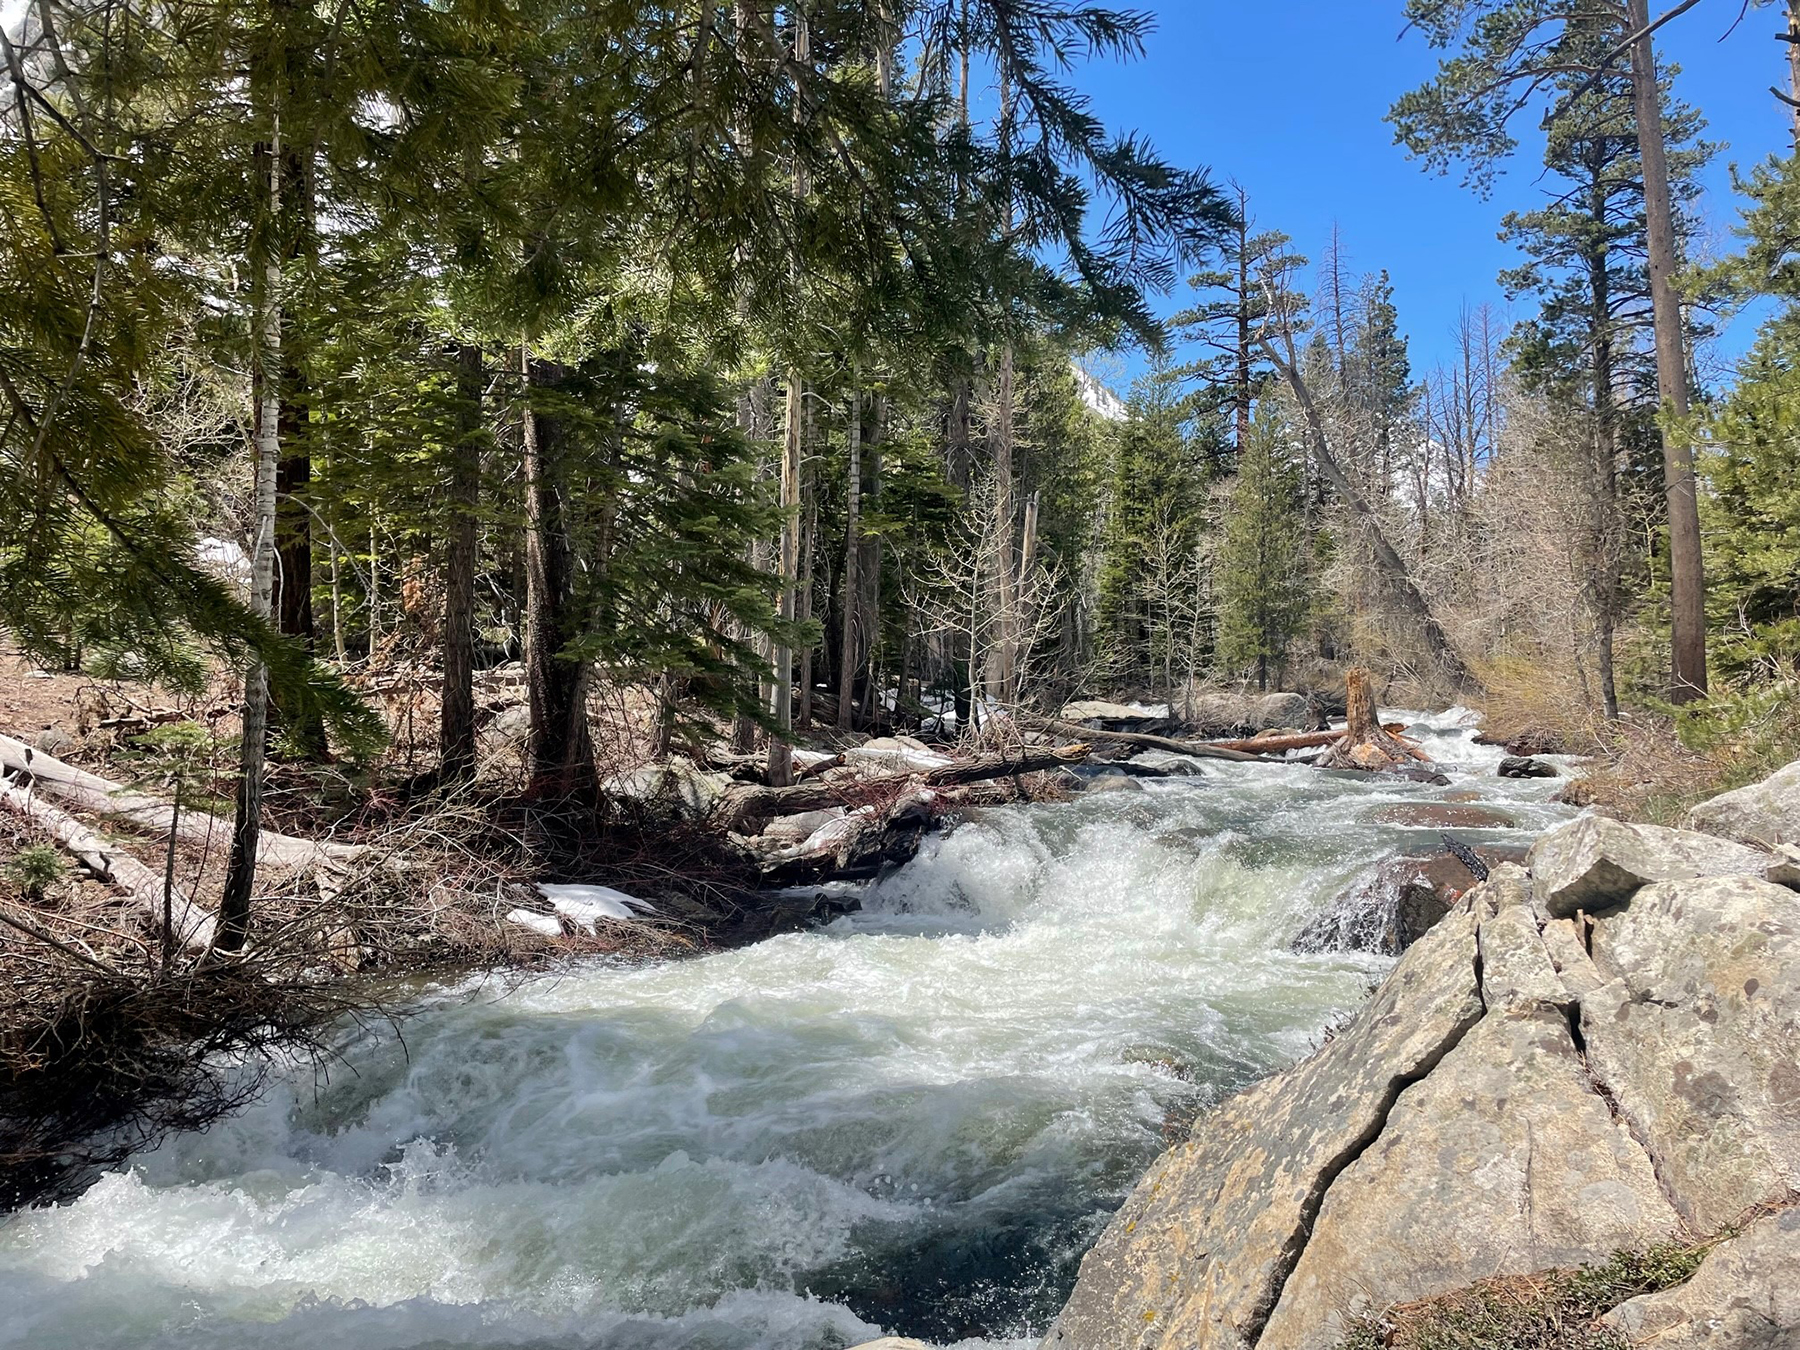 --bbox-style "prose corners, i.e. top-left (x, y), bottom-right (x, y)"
top-left (0, 711), bottom-right (1574, 1350)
